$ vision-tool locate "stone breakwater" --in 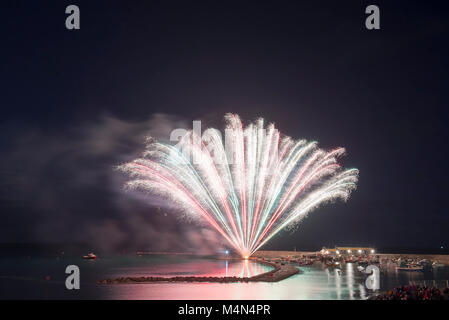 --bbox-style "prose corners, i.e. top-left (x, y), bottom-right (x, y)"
top-left (97, 260), bottom-right (299, 285)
